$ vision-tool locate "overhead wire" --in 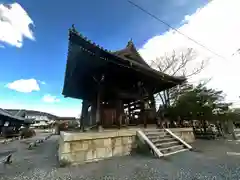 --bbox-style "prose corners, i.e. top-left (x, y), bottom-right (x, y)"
top-left (127, 0), bottom-right (227, 61)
